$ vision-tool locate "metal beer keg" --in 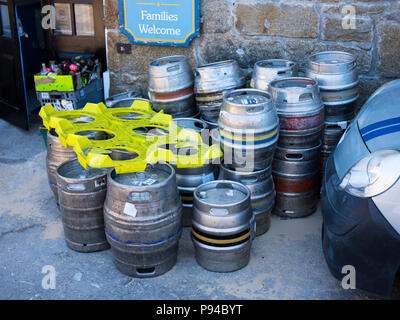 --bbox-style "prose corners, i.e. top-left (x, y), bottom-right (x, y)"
top-left (251, 59), bottom-right (297, 91)
top-left (148, 55), bottom-right (197, 117)
top-left (272, 143), bottom-right (321, 218)
top-left (306, 51), bottom-right (359, 122)
top-left (104, 163), bottom-right (182, 278)
top-left (269, 77), bottom-right (324, 148)
top-left (219, 89), bottom-right (279, 171)
top-left (194, 60), bottom-right (245, 122)
top-left (192, 180), bottom-right (255, 272)
top-left (56, 158), bottom-right (109, 252)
